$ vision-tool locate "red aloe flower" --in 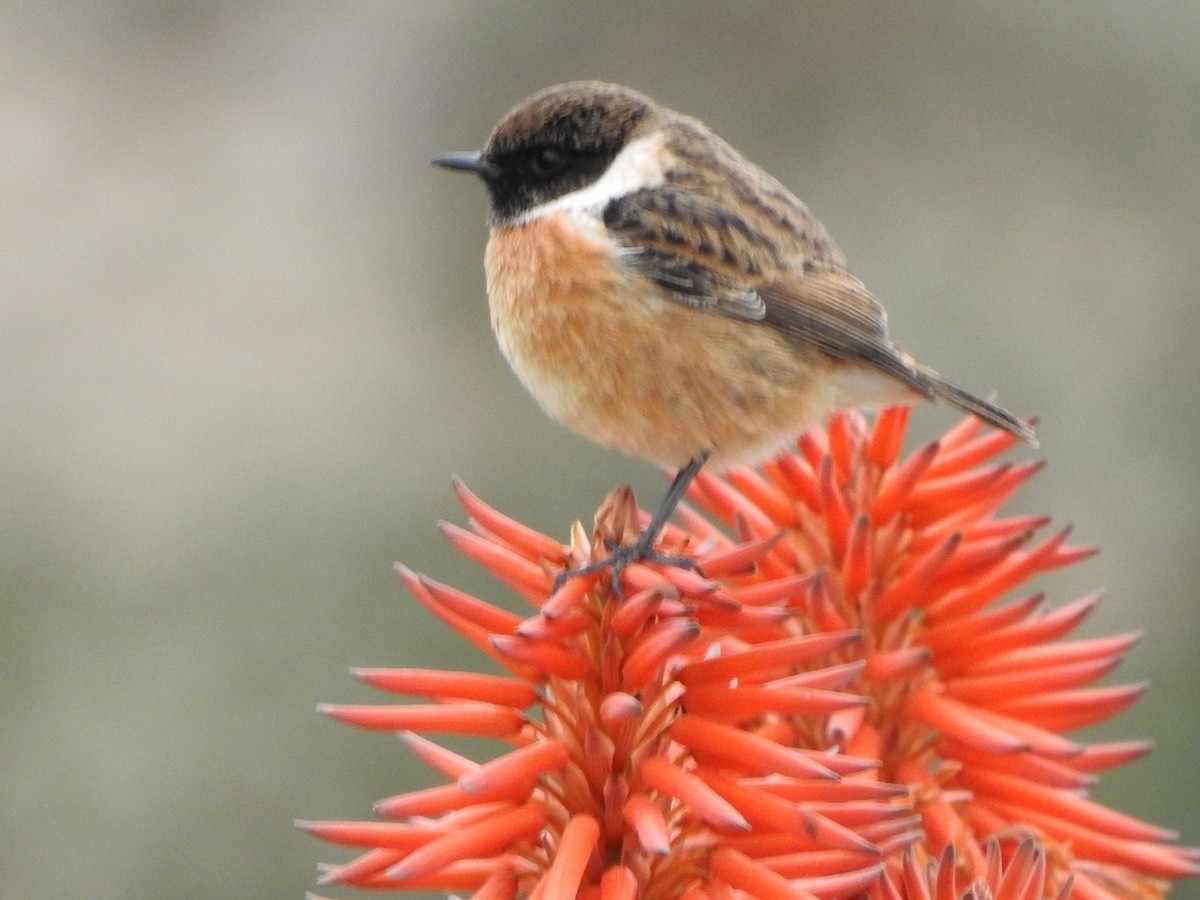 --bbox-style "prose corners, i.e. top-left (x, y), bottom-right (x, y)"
top-left (678, 407), bottom-right (1198, 899)
top-left (301, 484), bottom-right (916, 896)
top-left (303, 407), bottom-right (1197, 899)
